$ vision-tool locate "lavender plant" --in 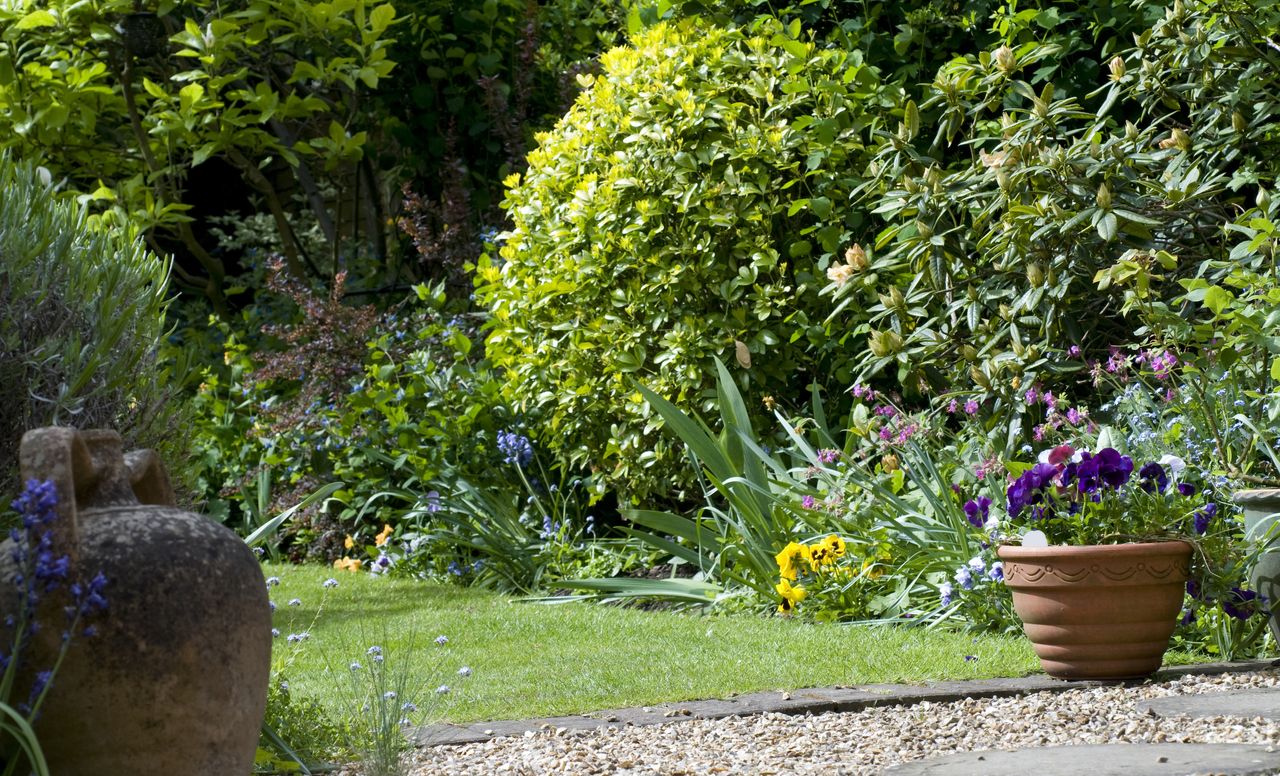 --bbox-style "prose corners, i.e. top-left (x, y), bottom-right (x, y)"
top-left (1, 480), bottom-right (108, 776)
